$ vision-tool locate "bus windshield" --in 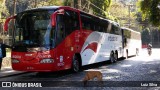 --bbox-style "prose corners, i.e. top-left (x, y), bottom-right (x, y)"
top-left (14, 10), bottom-right (55, 49)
